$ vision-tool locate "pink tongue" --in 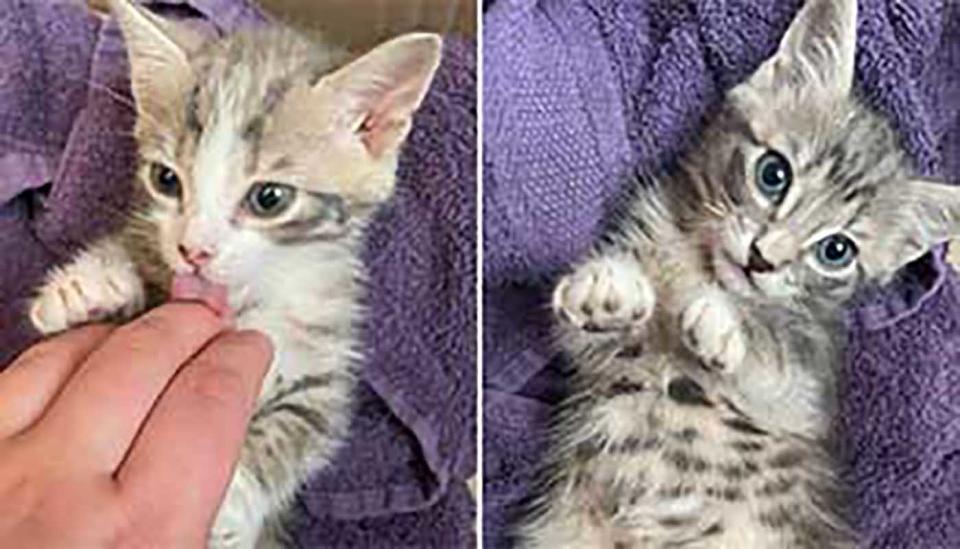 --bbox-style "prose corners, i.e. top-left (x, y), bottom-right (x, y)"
top-left (170, 273), bottom-right (231, 318)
